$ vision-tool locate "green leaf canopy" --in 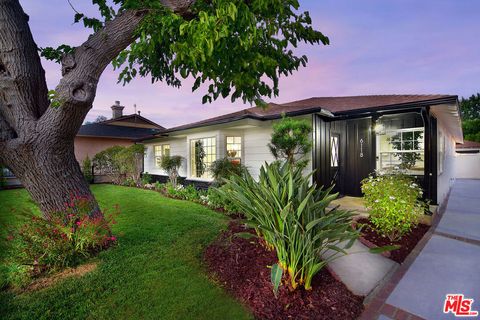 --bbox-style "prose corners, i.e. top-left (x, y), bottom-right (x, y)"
top-left (42, 0), bottom-right (329, 105)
